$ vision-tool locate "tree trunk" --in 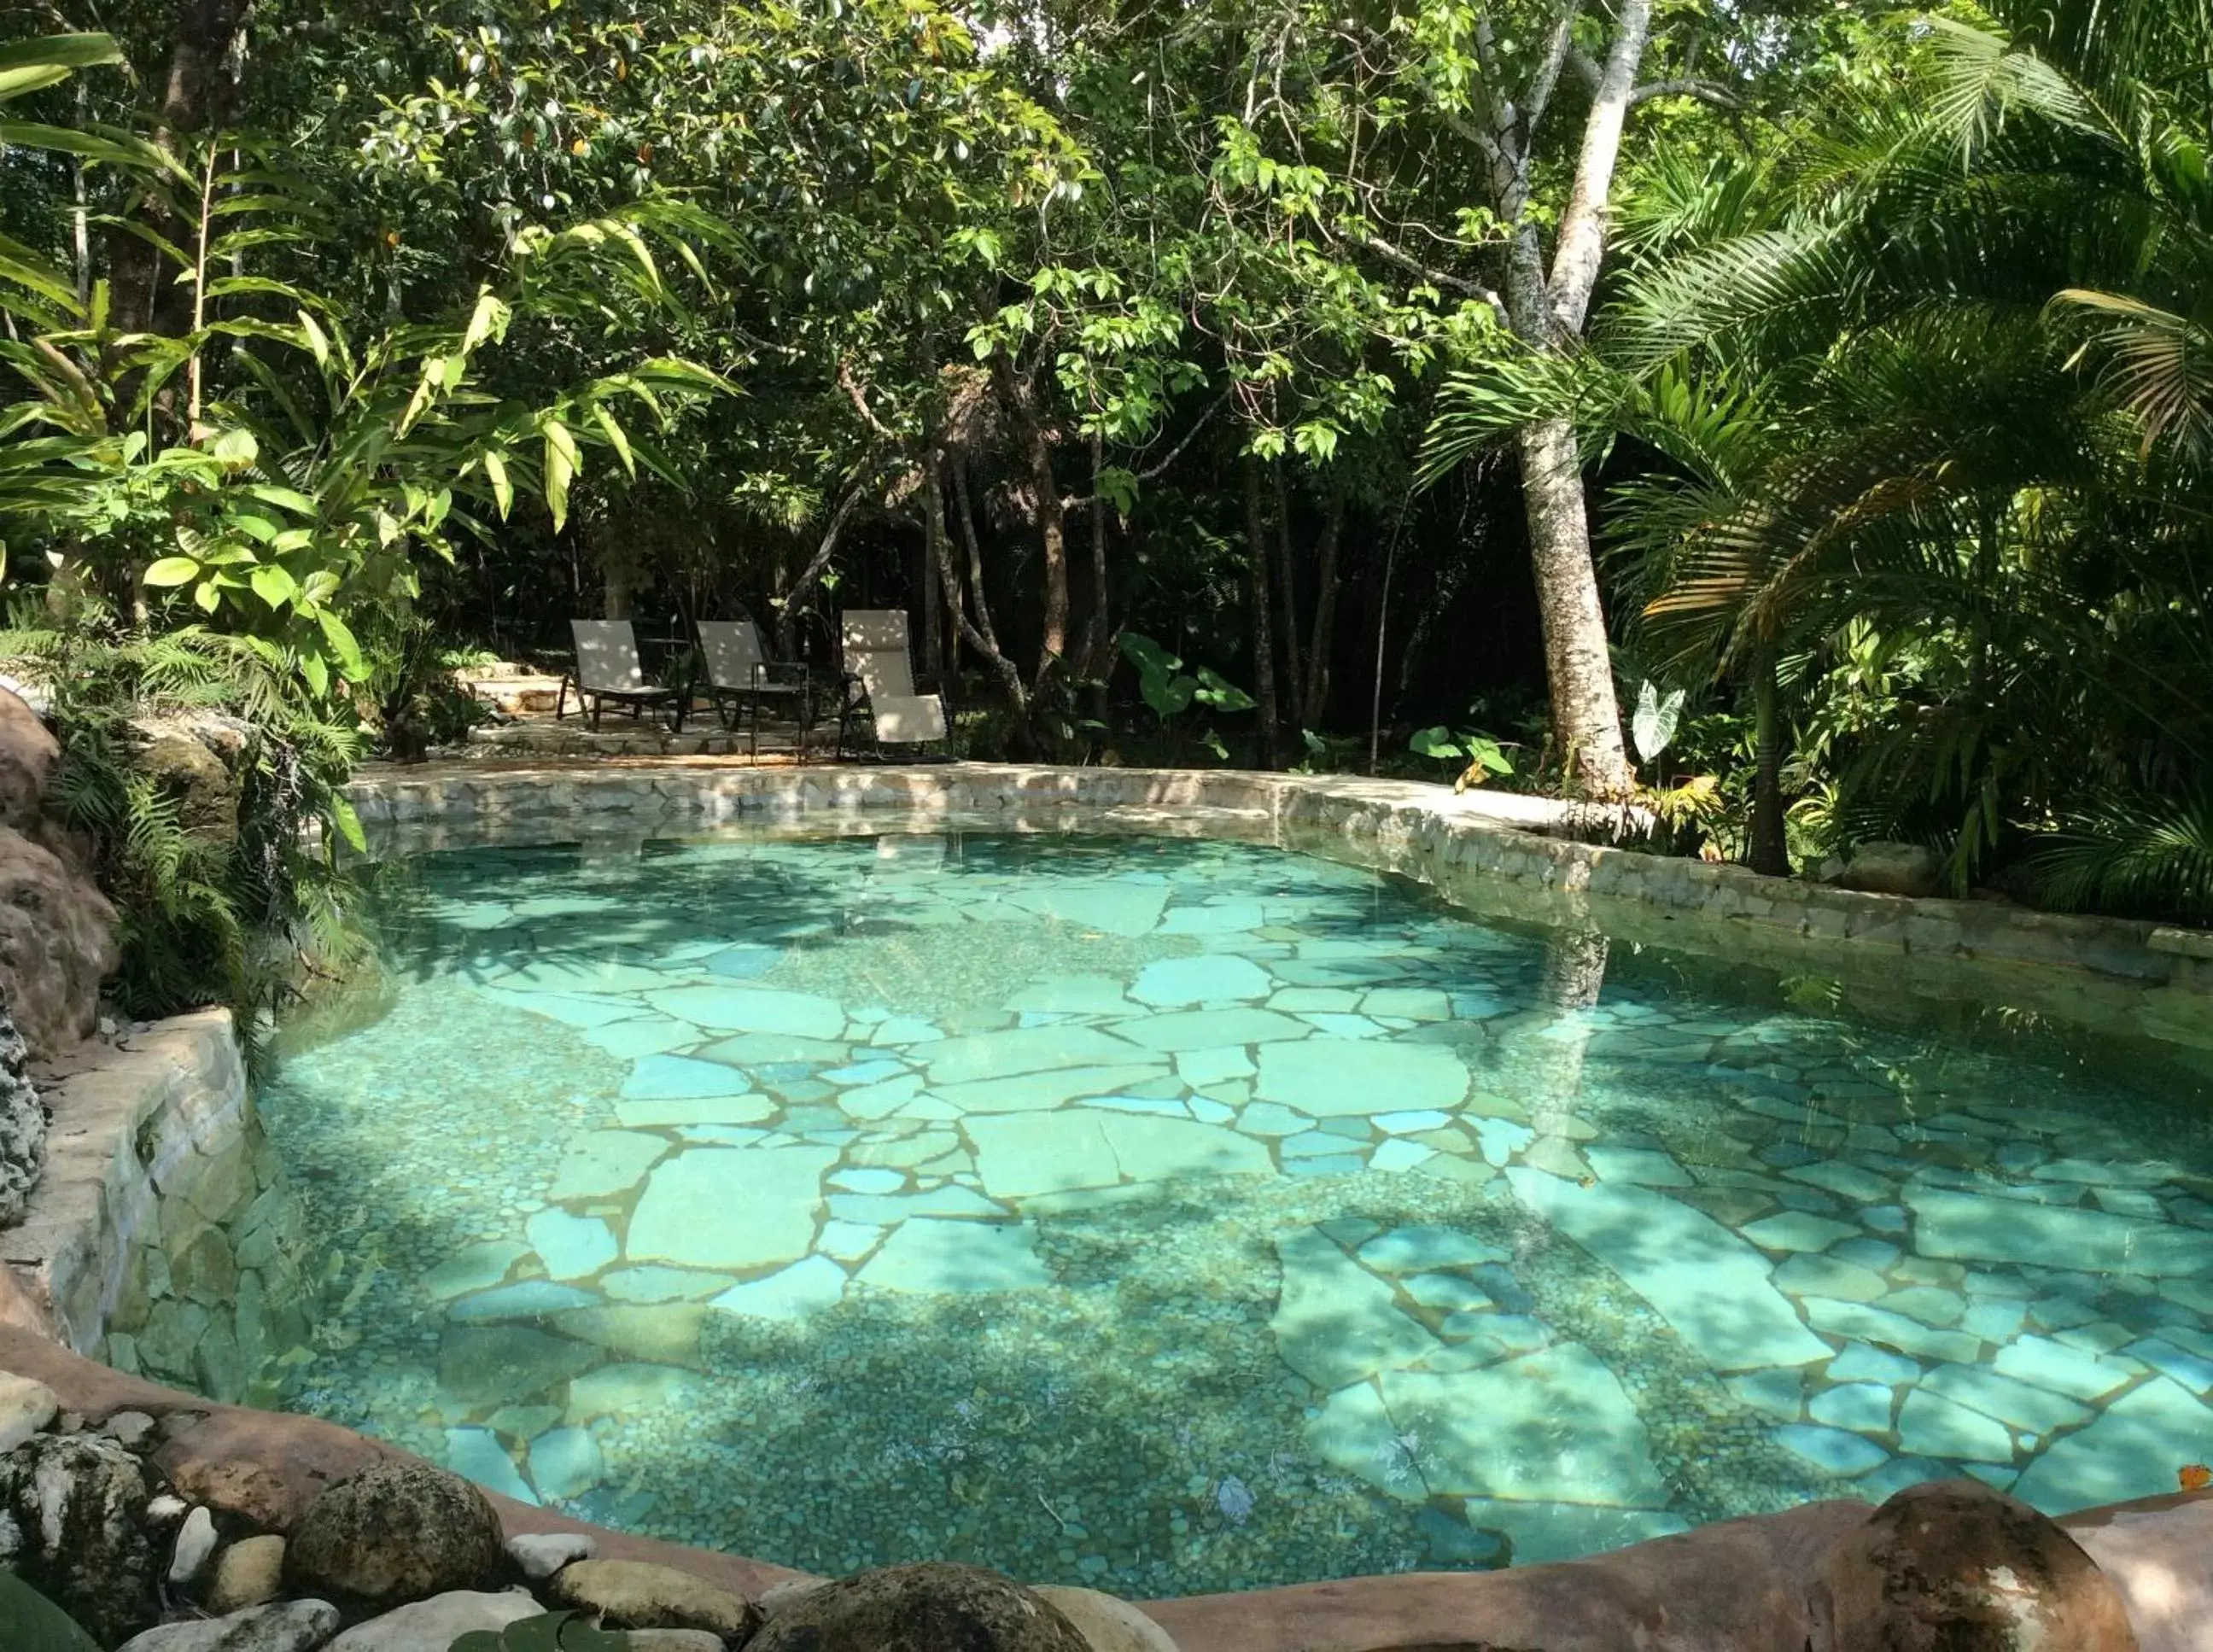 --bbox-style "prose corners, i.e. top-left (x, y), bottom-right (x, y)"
top-left (1273, 462), bottom-right (1303, 727)
top-left (1747, 648), bottom-right (1790, 876)
top-left (991, 355), bottom-right (1068, 697)
top-left (776, 463), bottom-right (871, 656)
top-left (1303, 490), bottom-right (1342, 727)
top-left (1483, 0), bottom-right (1653, 799)
top-left (1517, 417), bottom-right (1632, 795)
top-left (1245, 459), bottom-right (1280, 769)
top-left (929, 461), bottom-right (1027, 727)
